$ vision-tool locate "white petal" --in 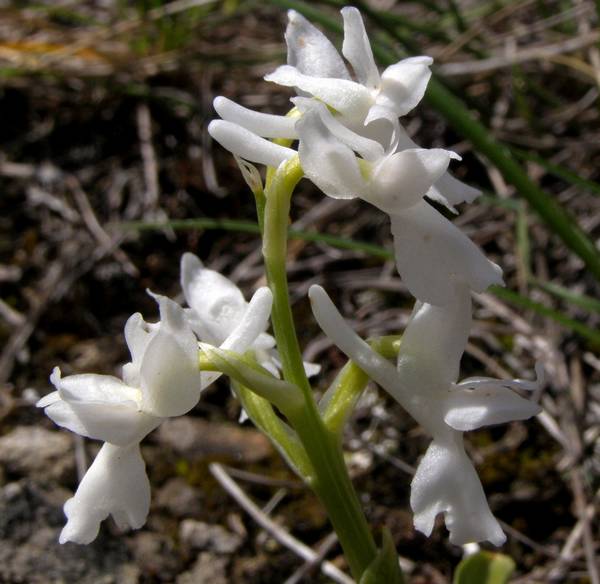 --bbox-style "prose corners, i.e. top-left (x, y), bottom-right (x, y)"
top-left (434, 172), bottom-right (481, 206)
top-left (265, 65), bottom-right (372, 122)
top-left (123, 313), bottom-right (155, 386)
top-left (257, 348), bottom-right (320, 379)
top-left (444, 383), bottom-right (542, 432)
top-left (36, 390), bottom-right (61, 408)
top-left (411, 437), bottom-right (506, 546)
top-left (303, 361), bottom-right (322, 378)
top-left (369, 148), bottom-right (458, 213)
top-left (376, 56), bottom-right (433, 117)
top-left (390, 201), bottom-right (504, 305)
top-left (180, 252), bottom-right (247, 345)
top-left (341, 7), bottom-right (380, 89)
top-left (253, 332), bottom-right (277, 351)
top-left (459, 362), bottom-right (544, 393)
top-left (213, 96), bottom-right (298, 139)
top-left (285, 10), bottom-right (350, 79)
top-left (398, 282), bottom-right (472, 387)
top-left (308, 285), bottom-right (400, 392)
top-left (292, 97), bottom-right (384, 161)
top-left (140, 295), bottom-right (201, 417)
top-left (425, 184), bottom-right (457, 213)
top-left (50, 367), bottom-right (139, 406)
top-left (59, 442), bottom-right (151, 544)
top-left (208, 120), bottom-right (295, 168)
top-left (43, 398), bottom-right (159, 446)
top-left (394, 121), bottom-right (419, 150)
top-left (297, 108), bottom-right (366, 200)
top-left (220, 287), bottom-right (273, 354)
top-left (256, 351), bottom-right (281, 378)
